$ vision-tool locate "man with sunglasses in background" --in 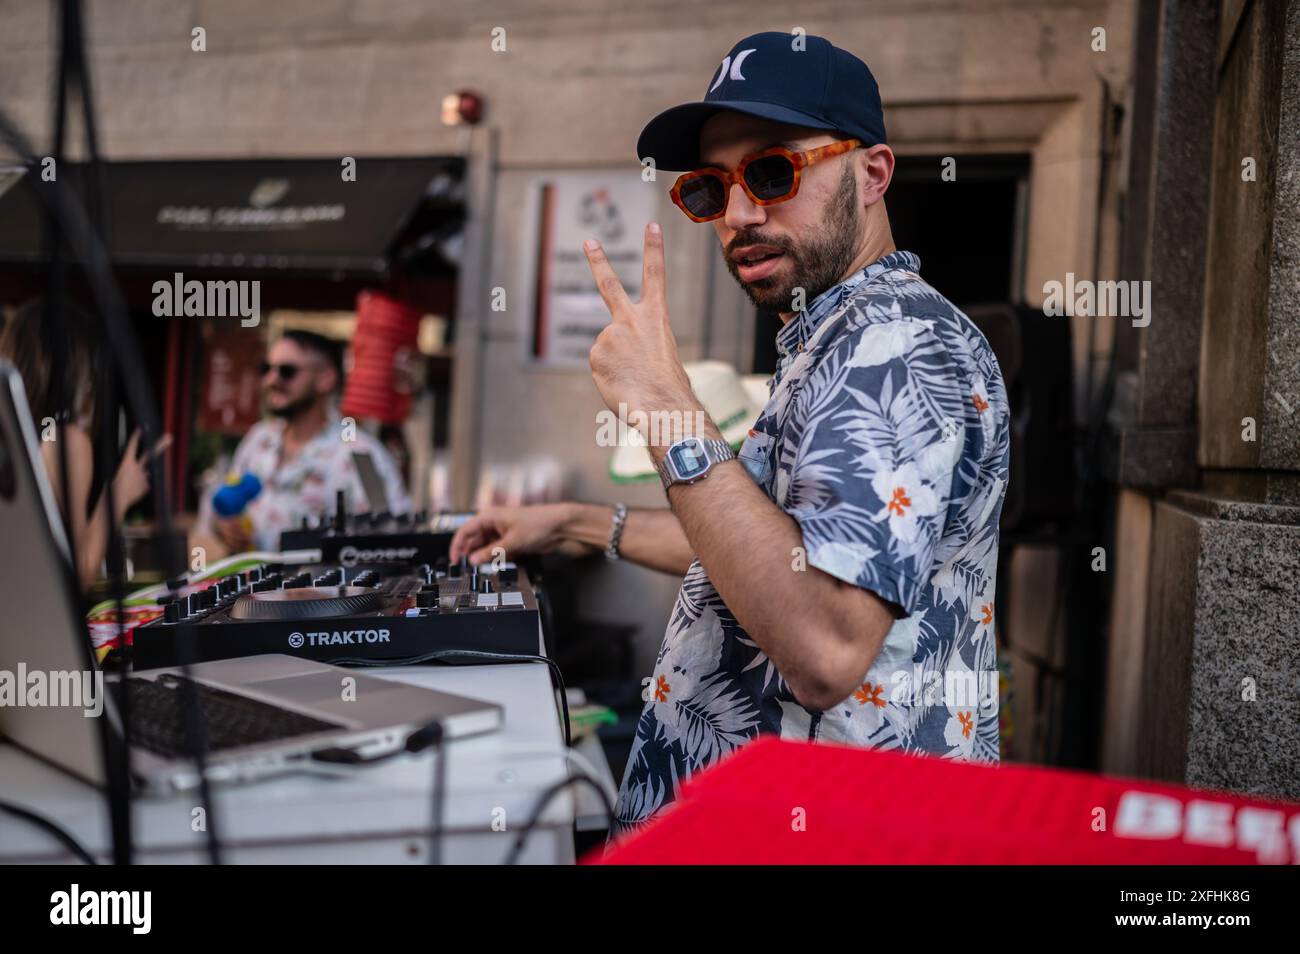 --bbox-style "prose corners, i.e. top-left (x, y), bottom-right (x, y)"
top-left (193, 329), bottom-right (409, 557)
top-left (451, 32), bottom-right (1010, 836)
